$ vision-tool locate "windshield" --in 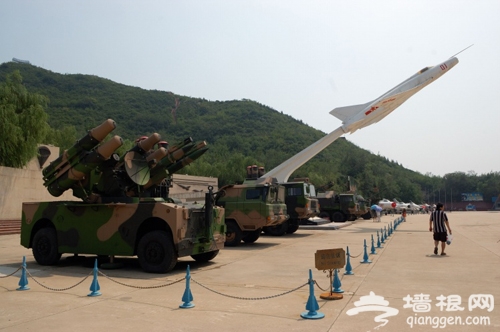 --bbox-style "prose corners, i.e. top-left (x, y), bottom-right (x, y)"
top-left (267, 185), bottom-right (286, 203)
top-left (308, 184), bottom-right (317, 197)
top-left (340, 195), bottom-right (354, 203)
